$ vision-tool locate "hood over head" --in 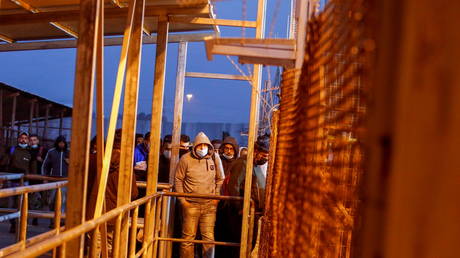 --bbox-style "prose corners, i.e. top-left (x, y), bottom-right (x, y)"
top-left (192, 132), bottom-right (213, 159)
top-left (220, 136), bottom-right (240, 159)
top-left (54, 135), bottom-right (68, 151)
